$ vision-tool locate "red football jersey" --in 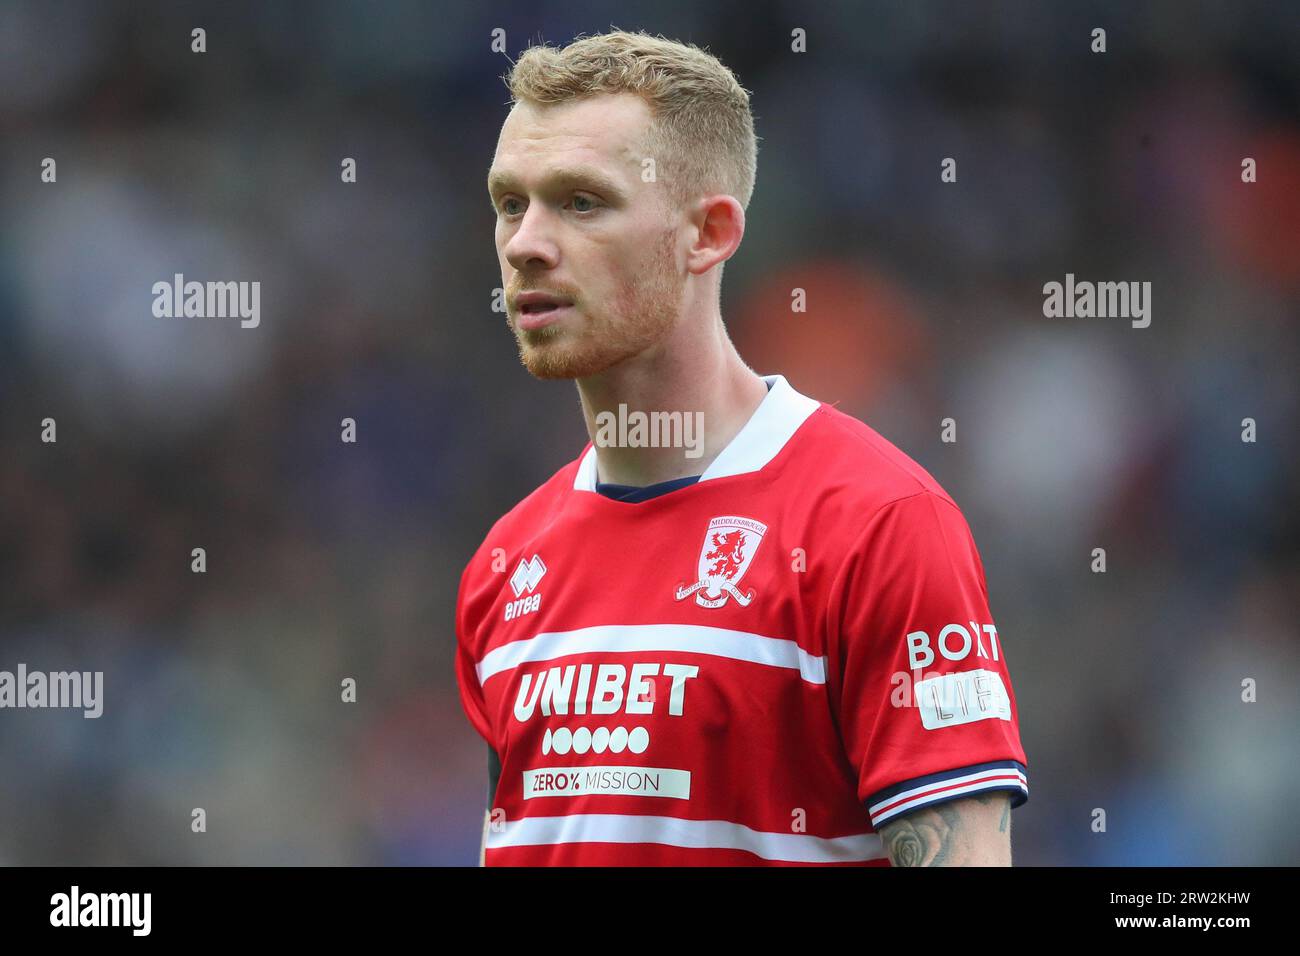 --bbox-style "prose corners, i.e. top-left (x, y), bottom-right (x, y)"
top-left (455, 374), bottom-right (1028, 865)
